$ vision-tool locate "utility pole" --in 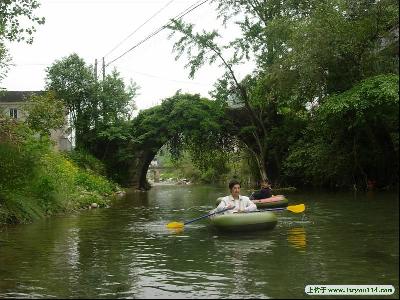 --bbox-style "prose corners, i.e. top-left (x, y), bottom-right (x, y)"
top-left (94, 59), bottom-right (98, 81)
top-left (102, 57), bottom-right (105, 80)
